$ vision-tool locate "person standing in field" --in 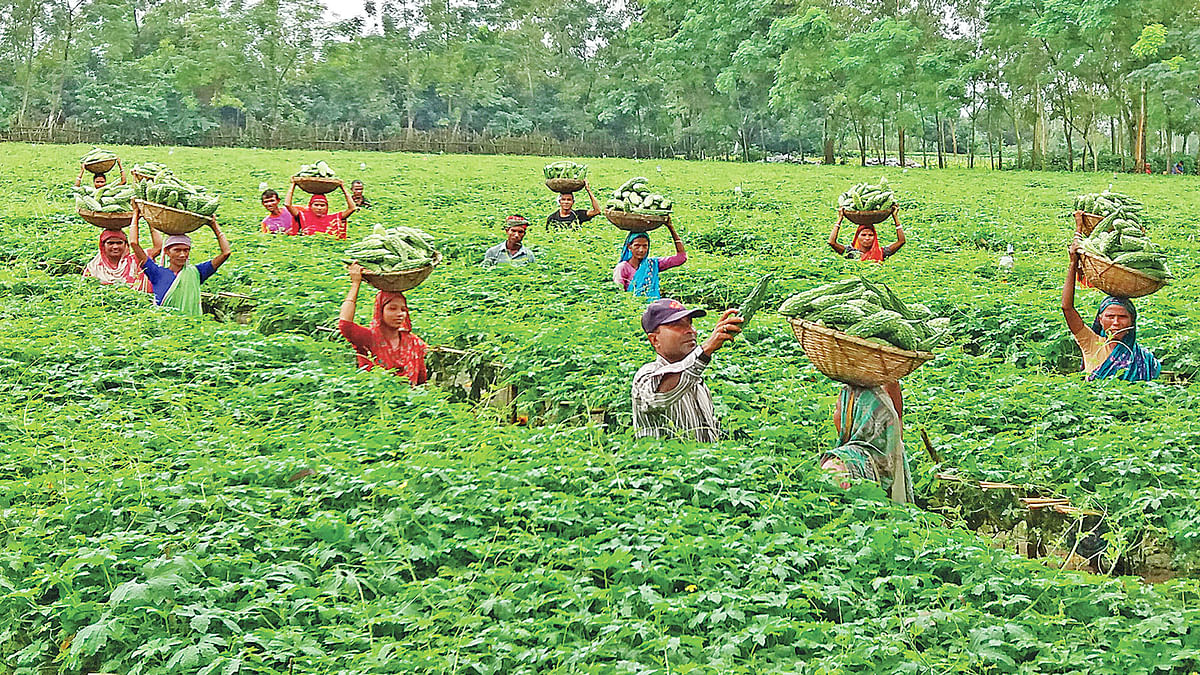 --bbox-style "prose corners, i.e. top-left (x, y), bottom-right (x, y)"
top-left (828, 208), bottom-right (905, 261)
top-left (819, 382), bottom-right (914, 503)
top-left (82, 228), bottom-right (156, 293)
top-left (1062, 240), bottom-right (1160, 381)
top-left (129, 201), bottom-right (232, 314)
top-left (284, 179), bottom-right (357, 239)
top-left (260, 189), bottom-right (298, 234)
top-left (483, 216), bottom-right (536, 267)
top-left (613, 219), bottom-right (687, 300)
top-left (631, 298), bottom-right (743, 442)
top-left (340, 263), bottom-right (428, 385)
top-left (75, 160), bottom-right (126, 189)
top-left (350, 180), bottom-right (372, 209)
top-left (546, 183), bottom-right (601, 230)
